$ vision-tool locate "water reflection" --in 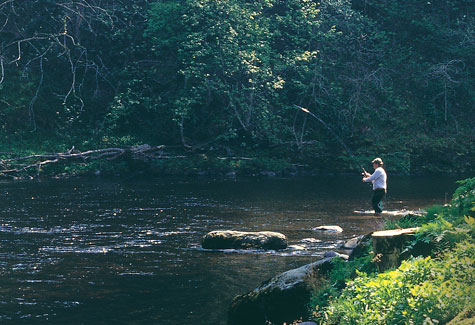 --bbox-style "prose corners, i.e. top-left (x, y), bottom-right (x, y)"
top-left (0, 176), bottom-right (460, 323)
